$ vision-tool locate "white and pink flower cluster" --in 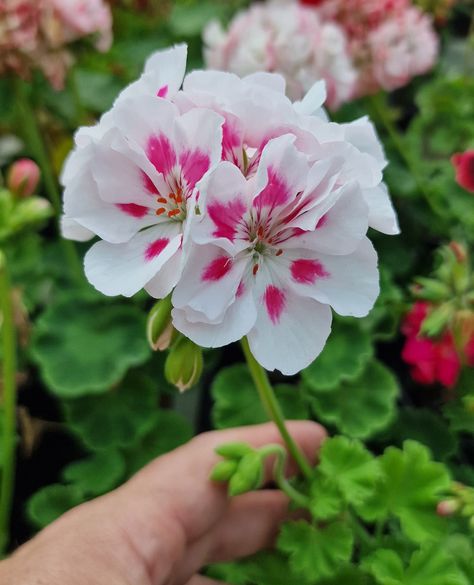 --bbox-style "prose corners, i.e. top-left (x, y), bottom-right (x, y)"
top-left (0, 0), bottom-right (112, 89)
top-left (204, 0), bottom-right (439, 108)
top-left (62, 45), bottom-right (399, 375)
